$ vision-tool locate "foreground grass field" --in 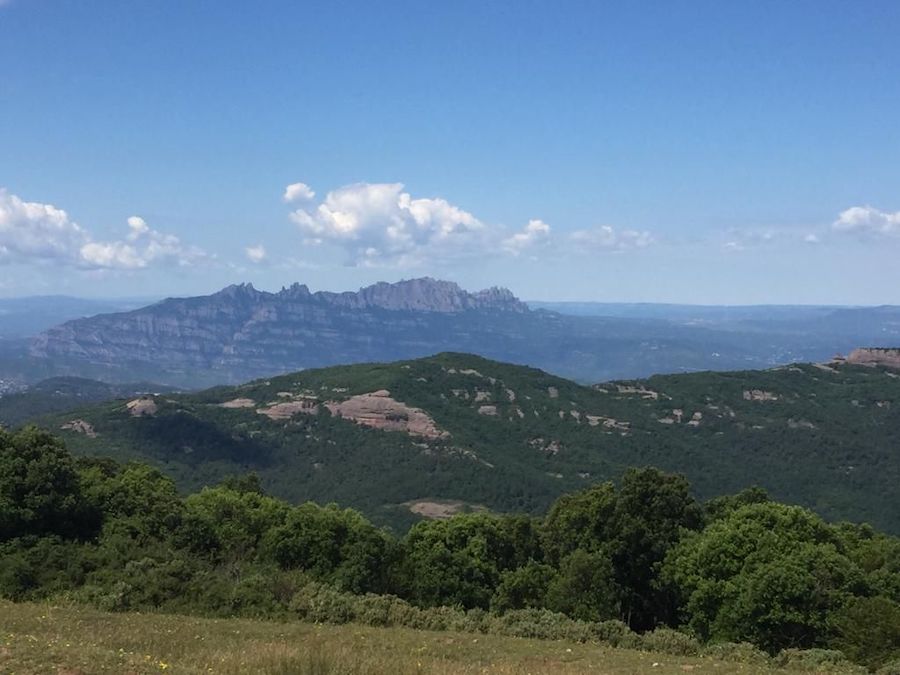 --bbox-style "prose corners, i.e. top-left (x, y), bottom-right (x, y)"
top-left (0, 601), bottom-right (819, 675)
